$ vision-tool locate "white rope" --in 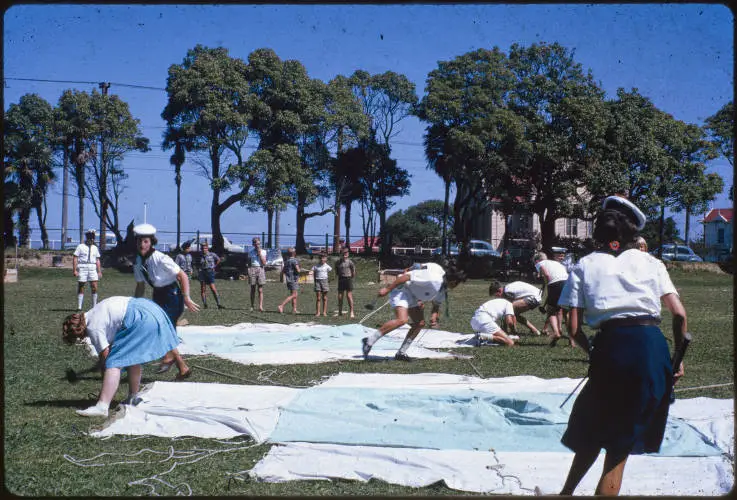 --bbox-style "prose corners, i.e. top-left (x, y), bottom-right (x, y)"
top-left (358, 299), bottom-right (390, 325)
top-left (674, 382), bottom-right (733, 393)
